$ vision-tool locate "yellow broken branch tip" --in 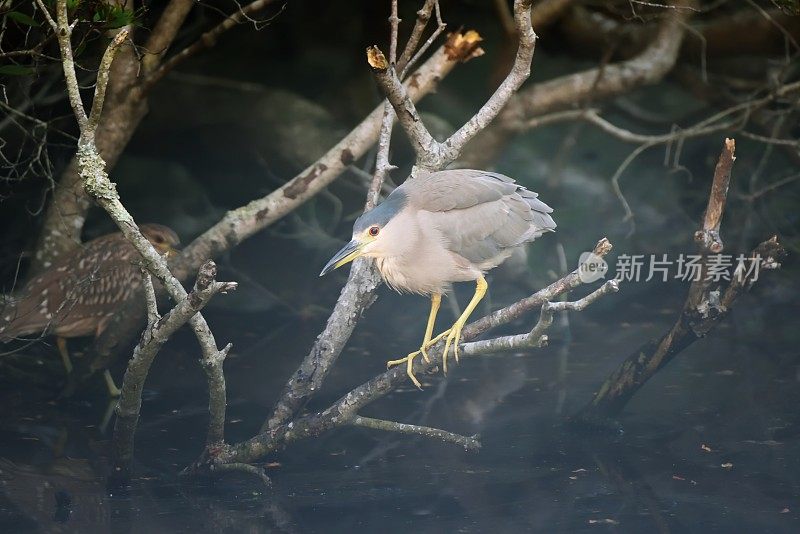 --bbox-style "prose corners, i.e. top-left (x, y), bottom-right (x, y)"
top-left (366, 46), bottom-right (389, 69)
